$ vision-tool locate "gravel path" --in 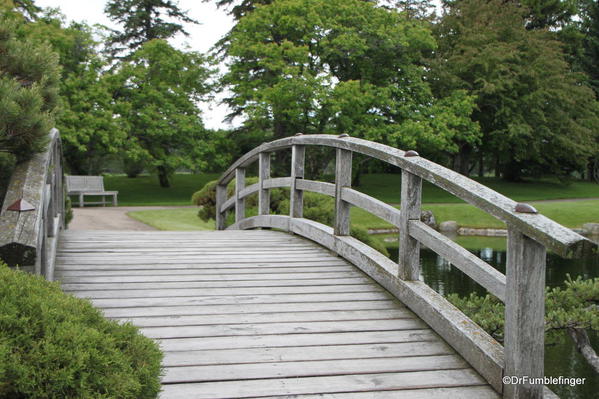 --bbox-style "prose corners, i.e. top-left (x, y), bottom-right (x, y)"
top-left (68, 206), bottom-right (194, 231)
